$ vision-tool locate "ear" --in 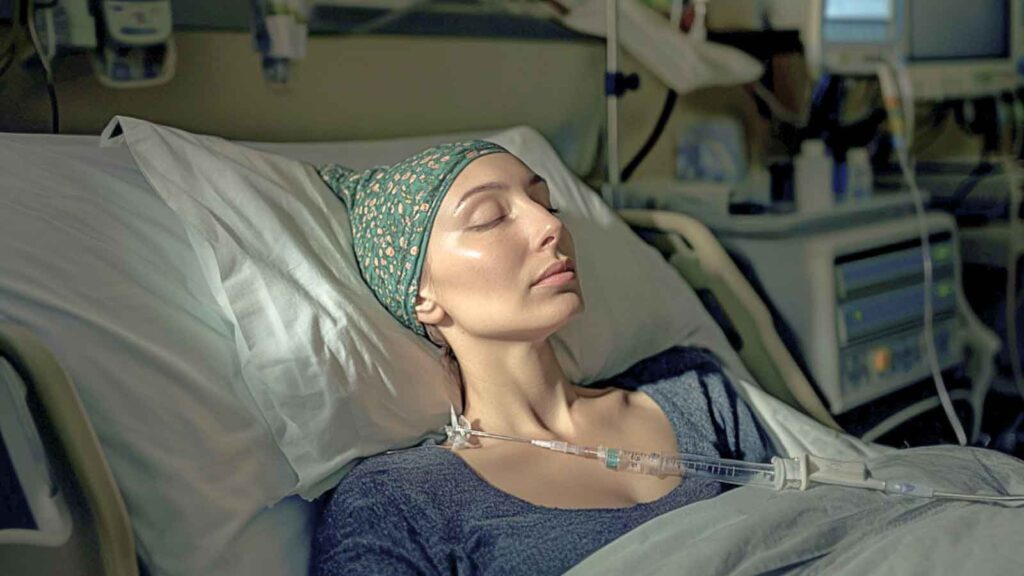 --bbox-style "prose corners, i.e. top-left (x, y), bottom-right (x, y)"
top-left (414, 292), bottom-right (446, 326)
